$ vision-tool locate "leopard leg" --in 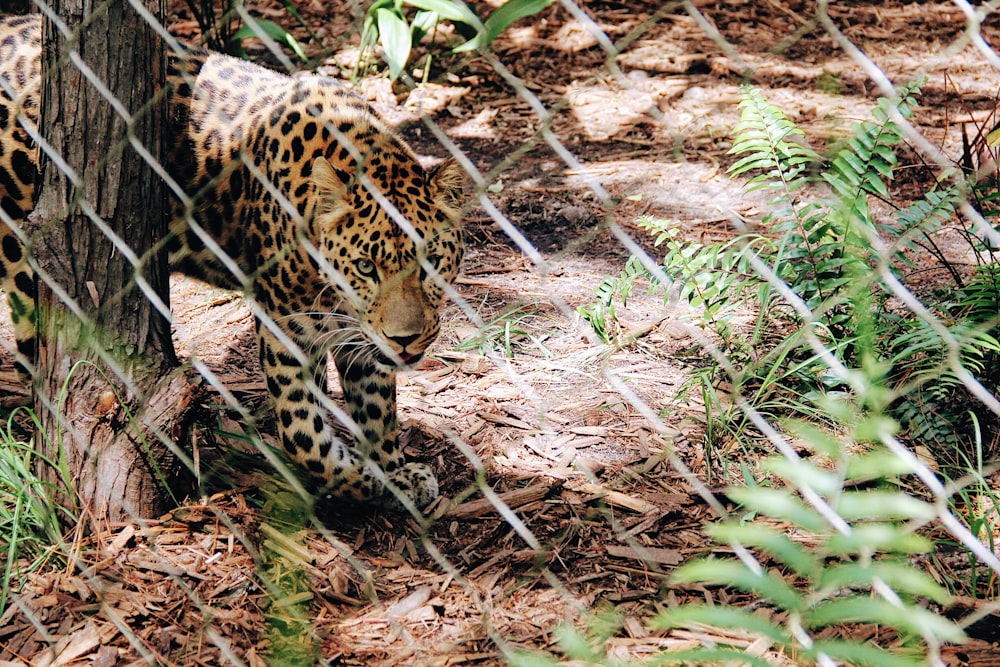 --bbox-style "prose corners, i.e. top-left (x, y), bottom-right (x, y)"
top-left (0, 229), bottom-right (36, 381)
top-left (257, 321), bottom-right (436, 509)
top-left (333, 350), bottom-right (438, 509)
